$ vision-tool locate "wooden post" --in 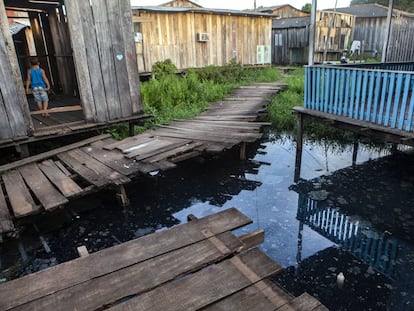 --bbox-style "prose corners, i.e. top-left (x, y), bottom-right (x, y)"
top-left (240, 142), bottom-right (247, 160)
top-left (382, 0), bottom-right (394, 63)
top-left (116, 184), bottom-right (129, 207)
top-left (352, 135), bottom-right (359, 166)
top-left (294, 114), bottom-right (304, 182)
top-left (129, 122), bottom-right (135, 137)
top-left (15, 144), bottom-right (30, 159)
top-left (308, 0), bottom-right (317, 65)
